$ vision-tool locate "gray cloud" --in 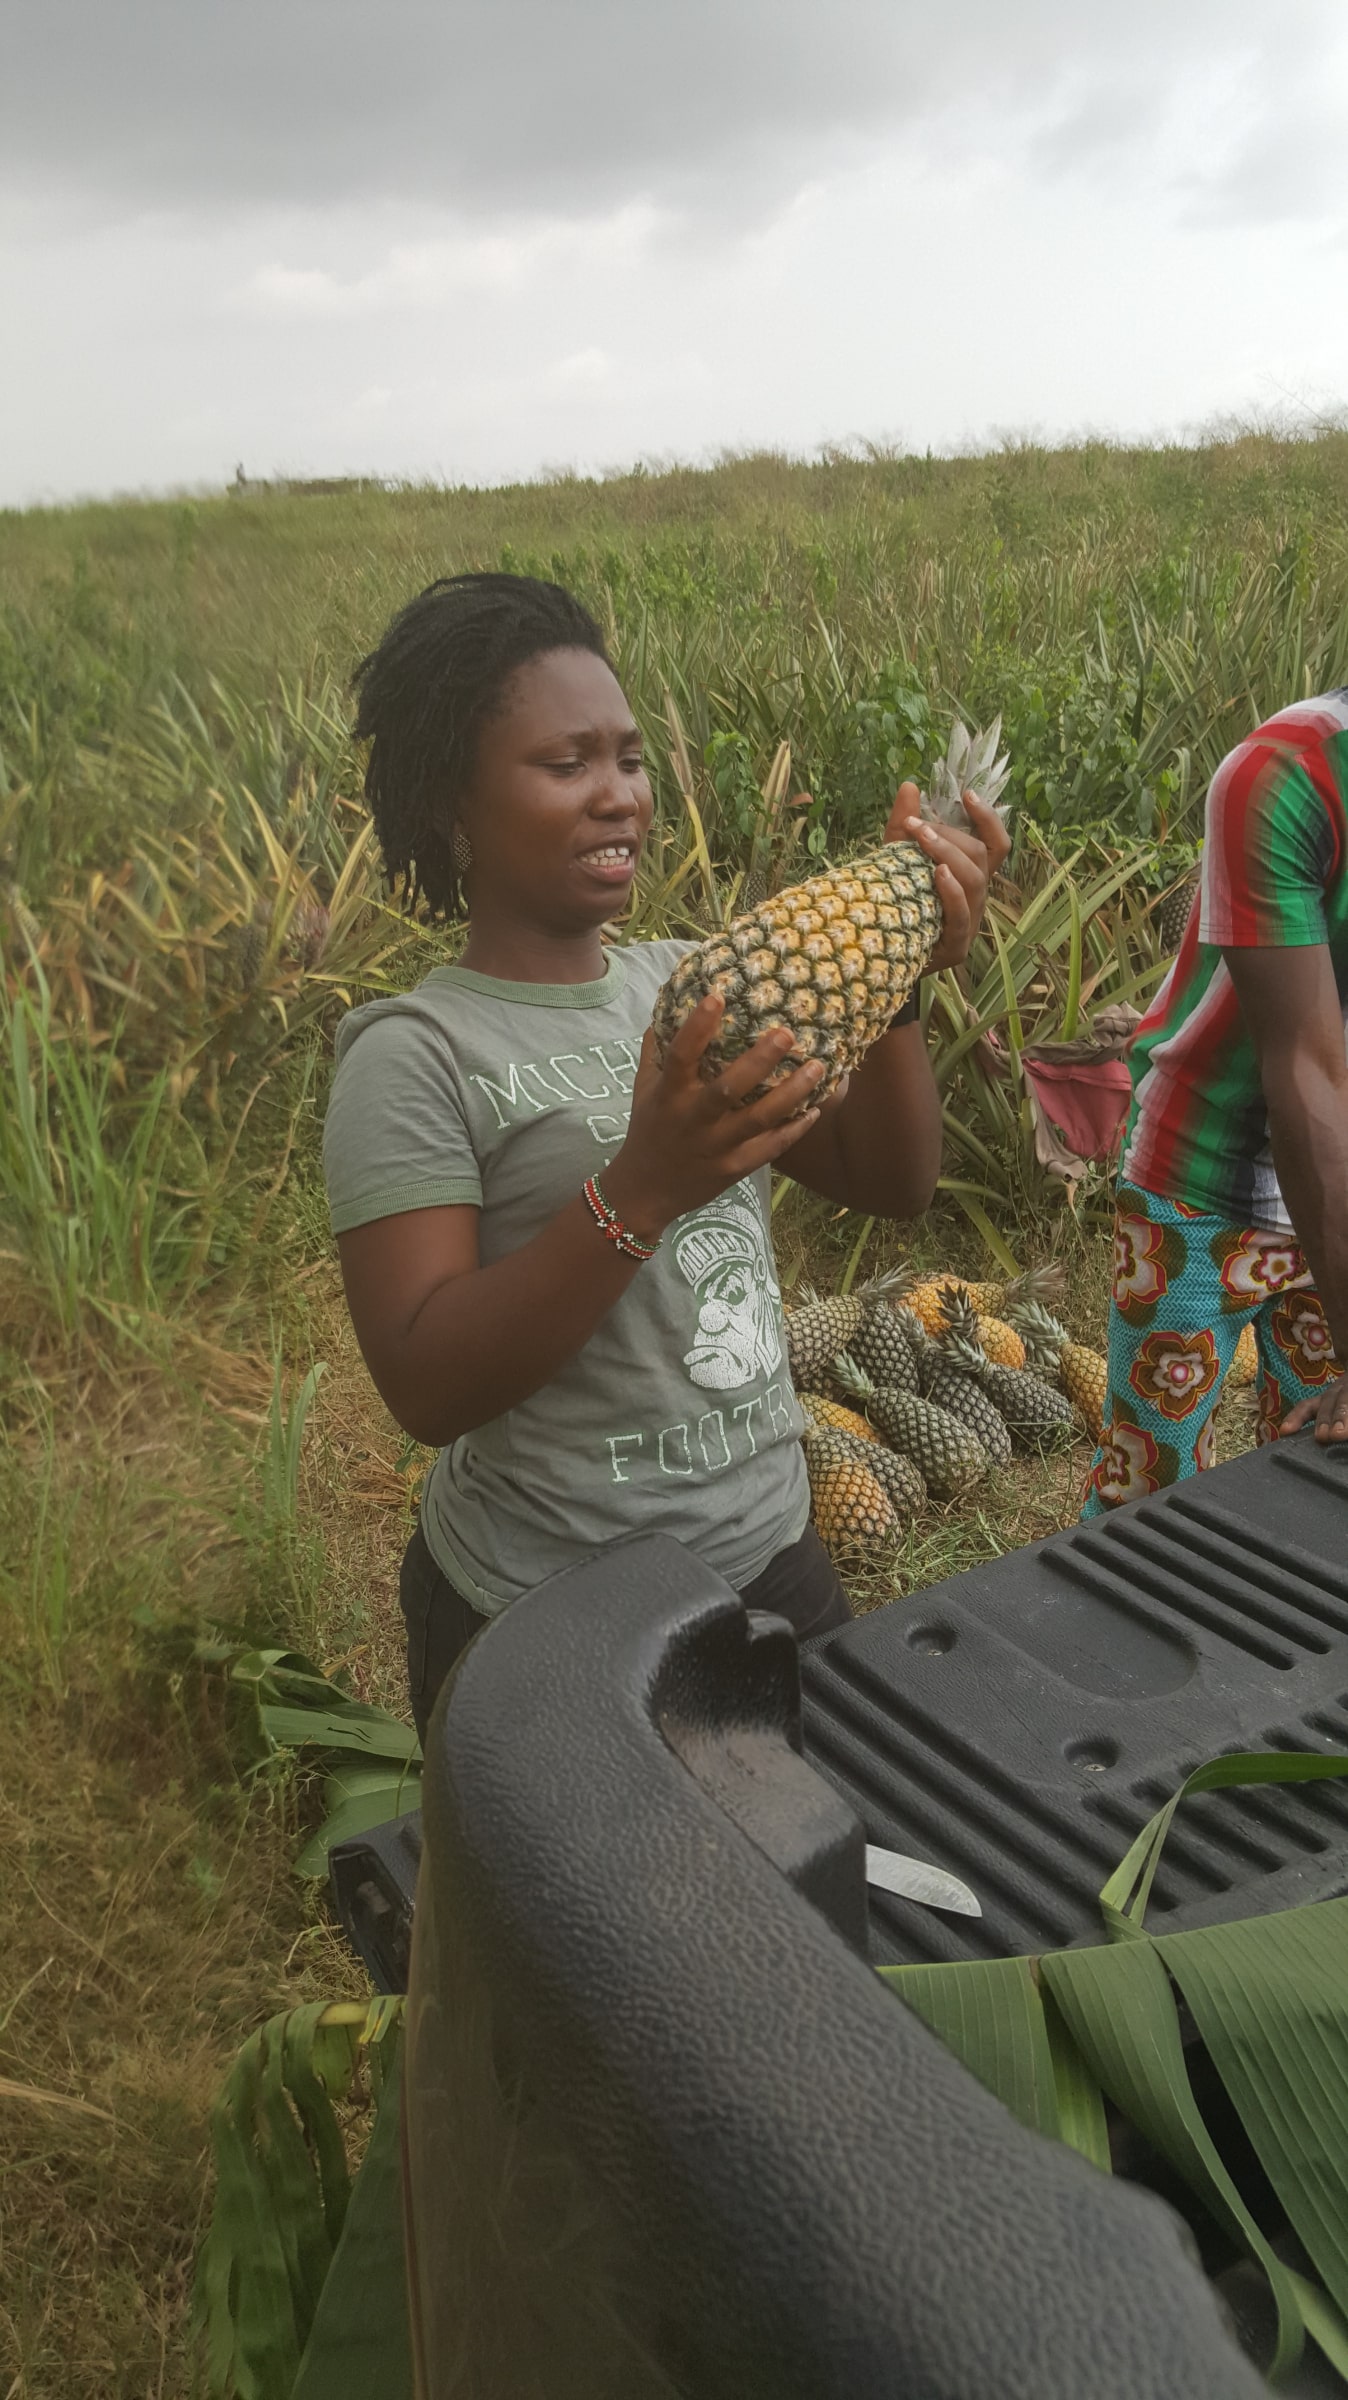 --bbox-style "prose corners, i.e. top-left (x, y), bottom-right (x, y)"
top-left (3, 0), bottom-right (1322, 222)
top-left (4, 0), bottom-right (1346, 506)
top-left (1176, 104), bottom-right (1348, 230)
